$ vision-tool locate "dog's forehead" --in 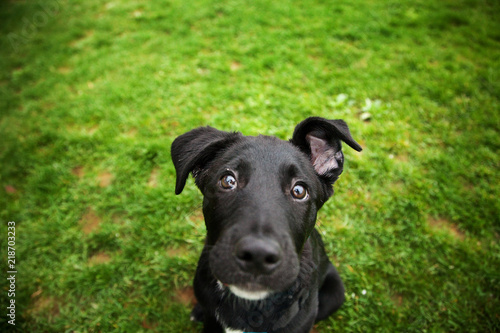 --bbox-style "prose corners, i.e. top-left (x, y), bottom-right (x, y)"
top-left (222, 135), bottom-right (310, 172)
